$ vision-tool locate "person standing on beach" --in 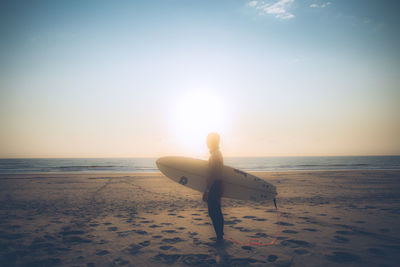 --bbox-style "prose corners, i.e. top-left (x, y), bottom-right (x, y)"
top-left (202, 132), bottom-right (224, 241)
